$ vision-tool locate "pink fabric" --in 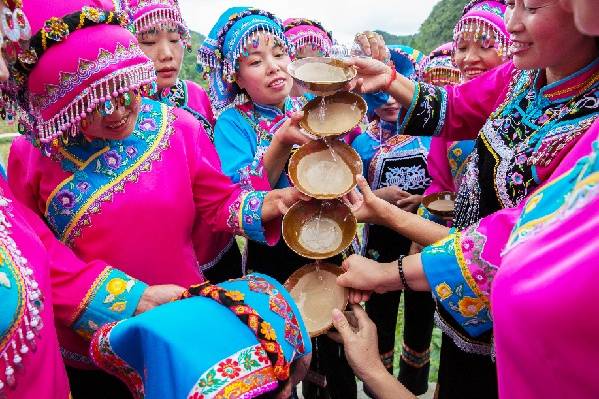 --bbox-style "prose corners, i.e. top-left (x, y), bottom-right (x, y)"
top-left (27, 25), bottom-right (148, 122)
top-left (439, 61), bottom-right (515, 141)
top-left (282, 20), bottom-right (332, 49)
top-left (0, 177), bottom-right (116, 397)
top-left (457, 1), bottom-right (508, 40)
top-left (8, 106), bottom-right (279, 361)
top-left (438, 122), bottom-right (599, 398)
top-left (492, 122), bottom-right (599, 397)
top-left (424, 137), bottom-right (455, 196)
top-left (185, 80), bottom-right (216, 127)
